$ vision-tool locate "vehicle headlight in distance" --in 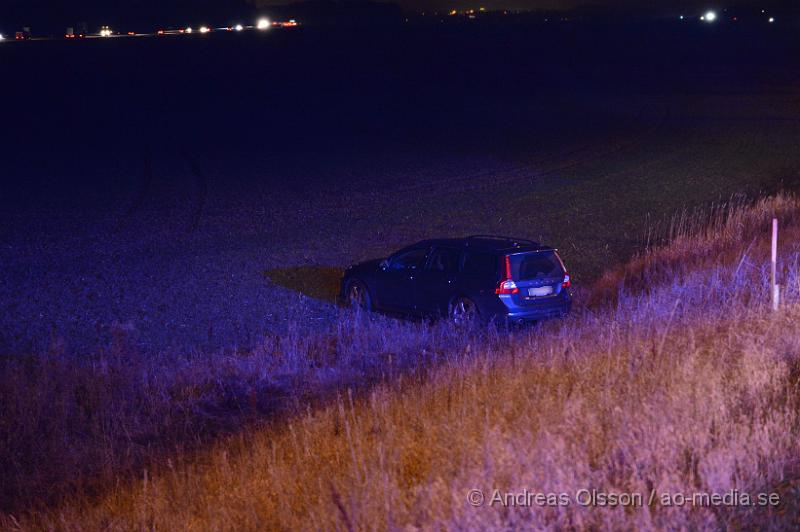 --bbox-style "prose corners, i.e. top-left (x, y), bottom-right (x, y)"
top-left (257, 18), bottom-right (271, 30)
